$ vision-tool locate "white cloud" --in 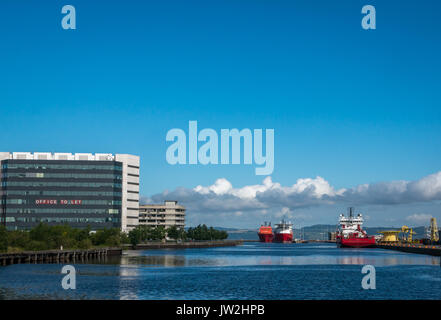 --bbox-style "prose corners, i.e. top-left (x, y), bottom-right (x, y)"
top-left (405, 213), bottom-right (433, 225)
top-left (145, 171), bottom-right (441, 225)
